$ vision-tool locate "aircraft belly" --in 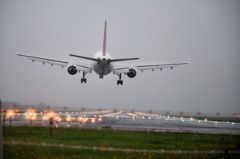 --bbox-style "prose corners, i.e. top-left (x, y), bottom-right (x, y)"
top-left (93, 62), bottom-right (112, 75)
